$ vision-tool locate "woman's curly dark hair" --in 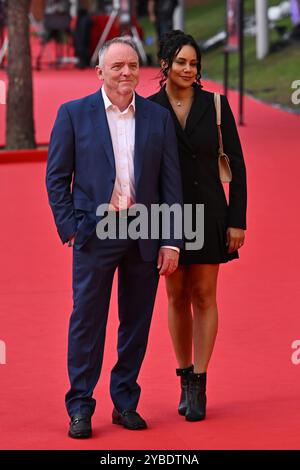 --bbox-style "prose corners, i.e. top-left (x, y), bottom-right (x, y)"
top-left (157, 30), bottom-right (202, 88)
